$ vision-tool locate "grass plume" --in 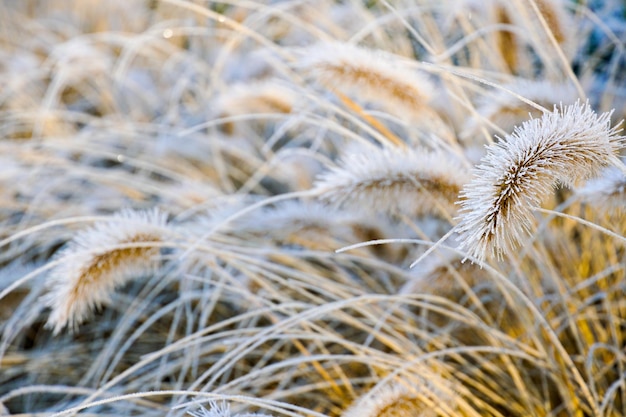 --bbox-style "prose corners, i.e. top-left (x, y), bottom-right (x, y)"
top-left (457, 101), bottom-right (625, 262)
top-left (297, 42), bottom-right (435, 121)
top-left (42, 209), bottom-right (170, 334)
top-left (315, 144), bottom-right (470, 219)
top-left (343, 379), bottom-right (453, 417)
